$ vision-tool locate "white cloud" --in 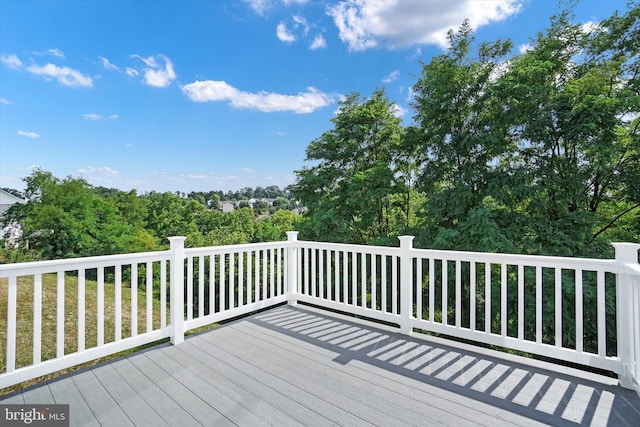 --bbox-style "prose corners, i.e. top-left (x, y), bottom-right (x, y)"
top-left (78, 166), bottom-right (120, 184)
top-left (0, 98), bottom-right (9, 104)
top-left (244, 0), bottom-right (272, 14)
top-left (310, 35), bottom-right (327, 50)
top-left (182, 174), bottom-right (209, 180)
top-left (293, 15), bottom-right (309, 35)
top-left (182, 80), bottom-right (337, 113)
top-left (78, 166), bottom-right (119, 177)
top-left (278, 15), bottom-right (325, 48)
top-left (130, 54), bottom-right (176, 87)
top-left (277, 22), bottom-right (296, 43)
top-left (327, 0), bottom-right (522, 51)
top-left (26, 63), bottom-right (93, 87)
top-left (1, 54), bottom-right (23, 69)
top-left (243, 168), bottom-right (256, 174)
top-left (18, 130), bottom-right (40, 138)
top-left (244, 0), bottom-right (309, 15)
top-left (83, 113), bottom-right (118, 120)
top-left (390, 104), bottom-right (406, 118)
top-left (98, 56), bottom-right (119, 71)
top-left (582, 21), bottom-right (602, 34)
top-left (518, 43), bottom-right (533, 54)
top-left (125, 67), bottom-right (139, 76)
top-left (33, 48), bottom-right (65, 58)
top-left (382, 70), bottom-right (400, 83)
